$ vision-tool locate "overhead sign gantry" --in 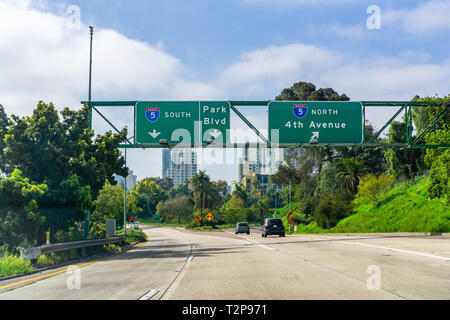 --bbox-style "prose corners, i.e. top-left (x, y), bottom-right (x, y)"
top-left (81, 100), bottom-right (449, 149)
